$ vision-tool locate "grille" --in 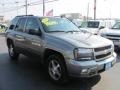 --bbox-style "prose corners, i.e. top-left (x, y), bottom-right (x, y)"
top-left (94, 45), bottom-right (111, 52)
top-left (94, 45), bottom-right (112, 61)
top-left (108, 38), bottom-right (119, 40)
top-left (106, 35), bottom-right (120, 37)
top-left (96, 52), bottom-right (111, 60)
